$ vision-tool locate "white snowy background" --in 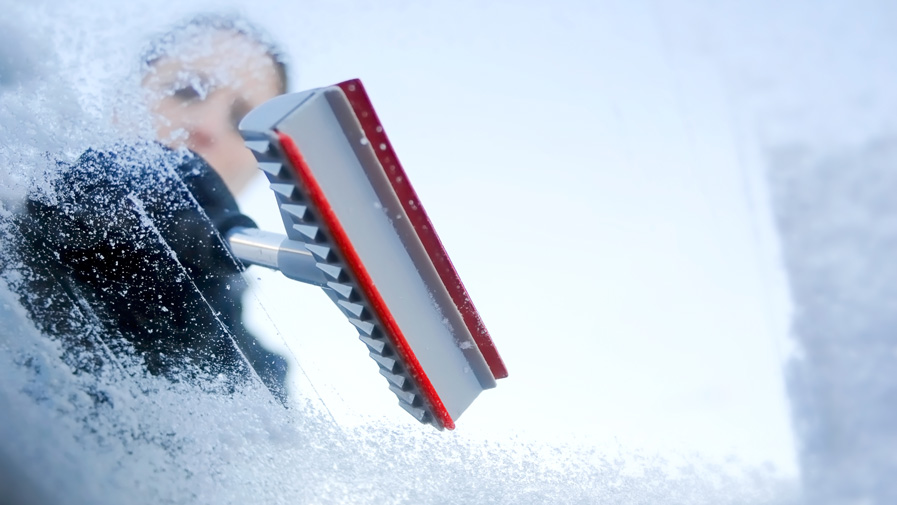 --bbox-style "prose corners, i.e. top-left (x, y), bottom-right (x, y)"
top-left (2, 0), bottom-right (895, 503)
